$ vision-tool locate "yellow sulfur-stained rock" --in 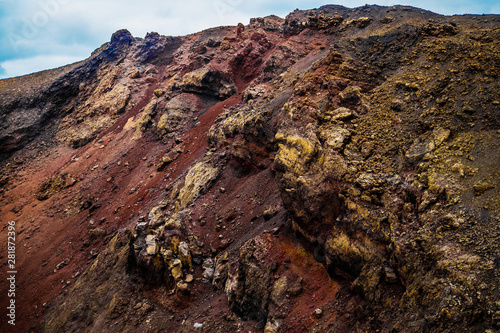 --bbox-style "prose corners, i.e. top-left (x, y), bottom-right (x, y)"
top-left (133, 97), bottom-right (157, 139)
top-left (320, 126), bottom-right (351, 150)
top-left (145, 235), bottom-right (157, 255)
top-left (176, 162), bottom-right (220, 209)
top-left (274, 133), bottom-right (318, 175)
top-left (170, 259), bottom-right (183, 281)
top-left (176, 281), bottom-right (190, 295)
top-left (178, 241), bottom-right (193, 271)
top-left (325, 232), bottom-right (376, 274)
